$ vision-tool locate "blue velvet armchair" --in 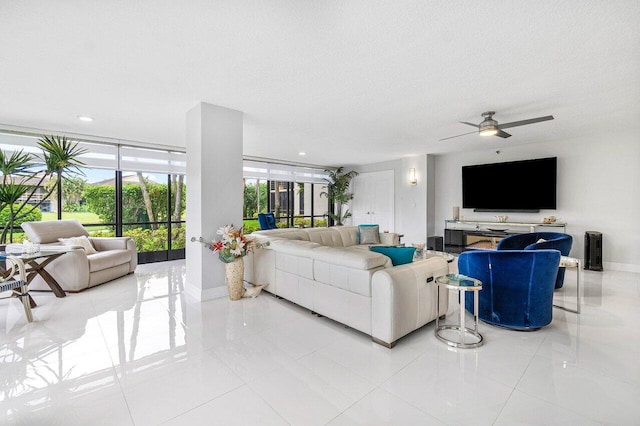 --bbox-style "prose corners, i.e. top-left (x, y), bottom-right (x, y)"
top-left (497, 232), bottom-right (572, 288)
top-left (458, 250), bottom-right (561, 330)
top-left (258, 212), bottom-right (277, 230)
